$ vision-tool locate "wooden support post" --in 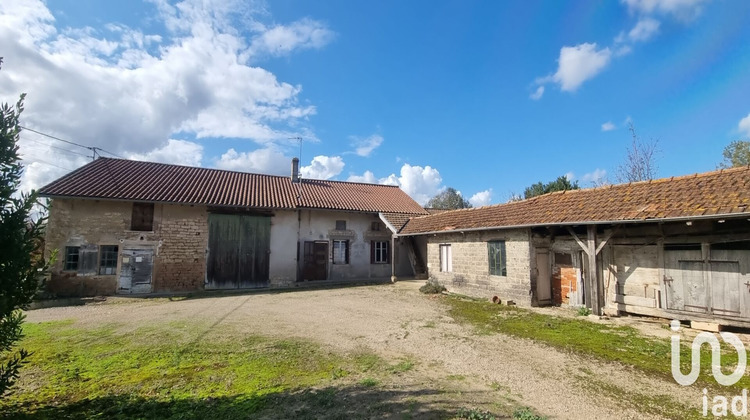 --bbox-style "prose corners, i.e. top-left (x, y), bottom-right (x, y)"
top-left (587, 225), bottom-right (601, 315)
top-left (391, 235), bottom-right (397, 283)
